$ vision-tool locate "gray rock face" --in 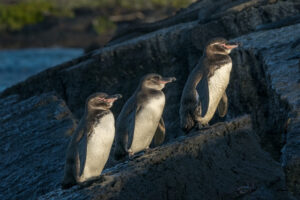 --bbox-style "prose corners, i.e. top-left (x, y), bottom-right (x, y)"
top-left (0, 0), bottom-right (300, 199)
top-left (109, 0), bottom-right (300, 45)
top-left (232, 23), bottom-right (300, 197)
top-left (0, 93), bottom-right (76, 200)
